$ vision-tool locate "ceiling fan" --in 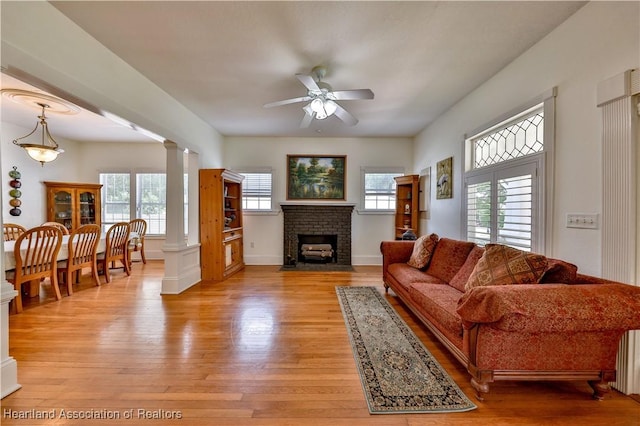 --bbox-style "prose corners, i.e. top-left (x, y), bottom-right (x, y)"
top-left (264, 66), bottom-right (374, 128)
